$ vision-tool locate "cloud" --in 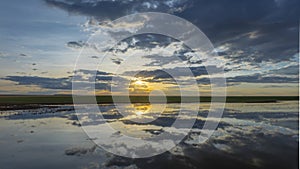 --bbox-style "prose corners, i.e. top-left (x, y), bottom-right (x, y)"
top-left (123, 65), bottom-right (223, 79)
top-left (43, 0), bottom-right (299, 91)
top-left (105, 34), bottom-right (176, 54)
top-left (227, 73), bottom-right (299, 83)
top-left (75, 69), bottom-right (112, 76)
top-left (268, 65), bottom-right (299, 76)
top-left (65, 145), bottom-right (97, 156)
top-left (1, 69), bottom-right (121, 90)
top-left (121, 65), bottom-right (226, 88)
top-left (45, 0), bottom-right (190, 20)
top-left (2, 76), bottom-right (73, 90)
top-left (90, 55), bottom-right (99, 59)
top-left (73, 69), bottom-right (116, 82)
top-left (66, 41), bottom-right (87, 49)
top-left (195, 72), bottom-right (298, 86)
top-left (105, 34), bottom-right (210, 67)
top-left (47, 0), bottom-right (299, 65)
top-left (178, 0), bottom-right (300, 63)
top-left (111, 58), bottom-right (123, 65)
